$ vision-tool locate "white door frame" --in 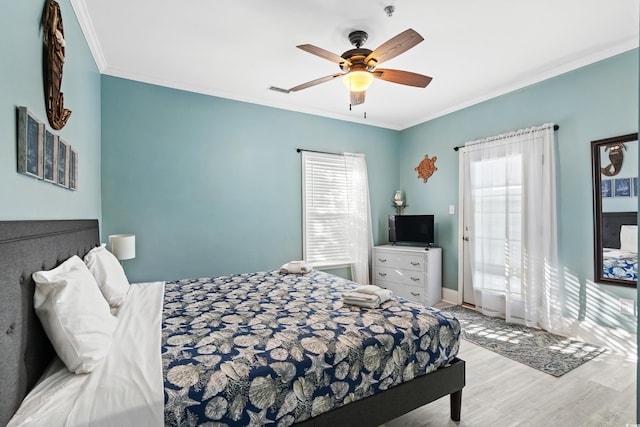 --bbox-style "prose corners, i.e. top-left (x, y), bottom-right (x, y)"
top-left (456, 149), bottom-right (465, 305)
